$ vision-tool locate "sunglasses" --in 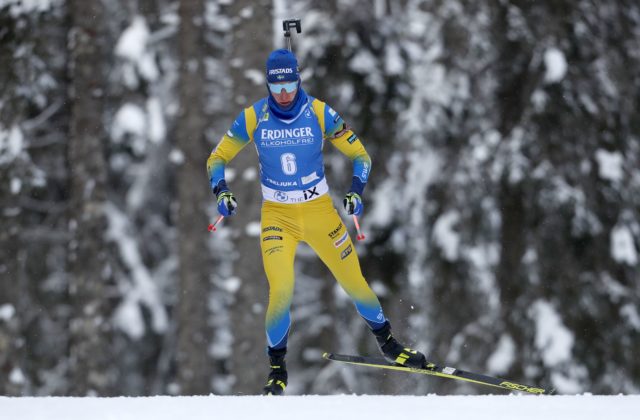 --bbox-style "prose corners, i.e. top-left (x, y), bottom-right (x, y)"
top-left (268, 81), bottom-right (298, 94)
